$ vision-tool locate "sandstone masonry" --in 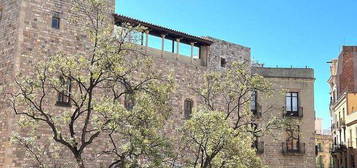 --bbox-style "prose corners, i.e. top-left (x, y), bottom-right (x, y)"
top-left (0, 0), bottom-right (315, 167)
